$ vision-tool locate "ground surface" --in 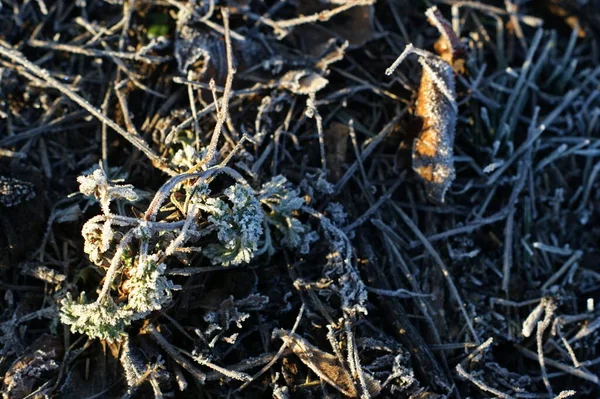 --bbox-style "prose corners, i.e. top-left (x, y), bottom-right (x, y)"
top-left (0, 1), bottom-right (599, 398)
